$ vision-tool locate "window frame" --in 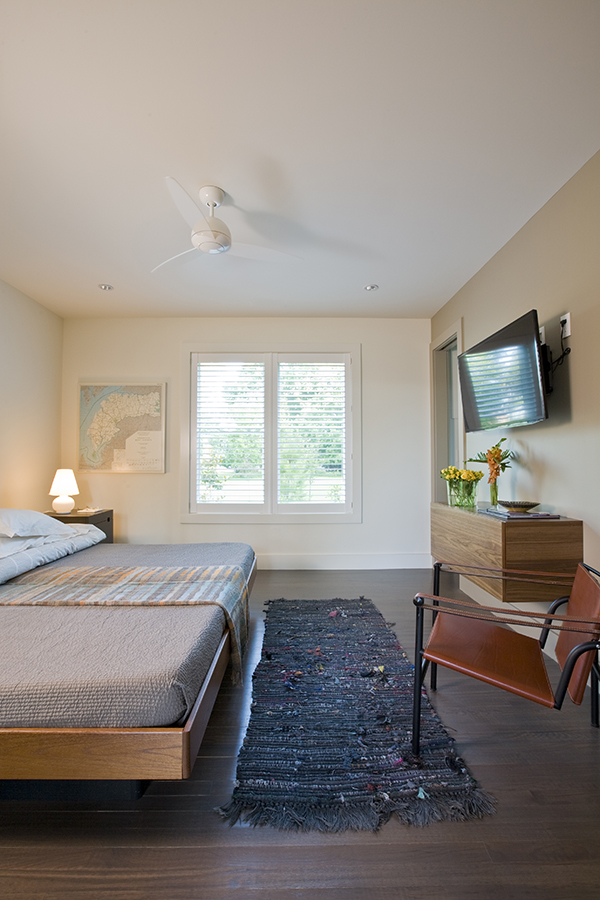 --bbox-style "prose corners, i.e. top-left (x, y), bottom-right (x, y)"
top-left (180, 342), bottom-right (362, 524)
top-left (431, 320), bottom-right (465, 503)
